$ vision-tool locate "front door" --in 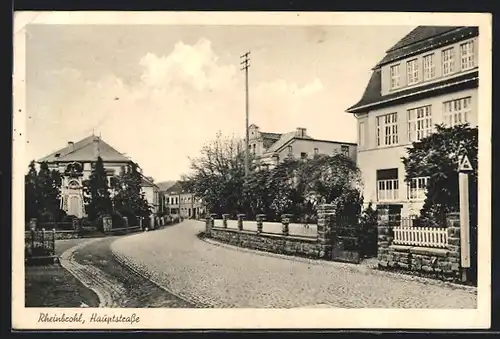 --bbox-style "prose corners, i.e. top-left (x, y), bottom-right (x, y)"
top-left (68, 195), bottom-right (81, 218)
